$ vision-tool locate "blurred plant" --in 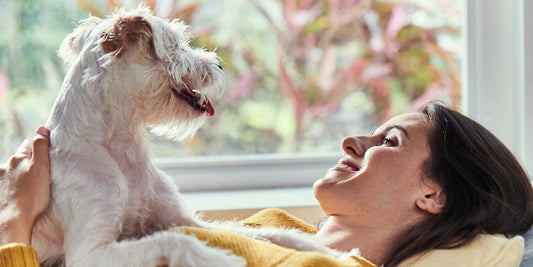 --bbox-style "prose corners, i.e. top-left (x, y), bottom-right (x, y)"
top-left (238, 0), bottom-right (461, 148)
top-left (0, 0), bottom-right (463, 159)
top-left (364, 1), bottom-right (461, 119)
